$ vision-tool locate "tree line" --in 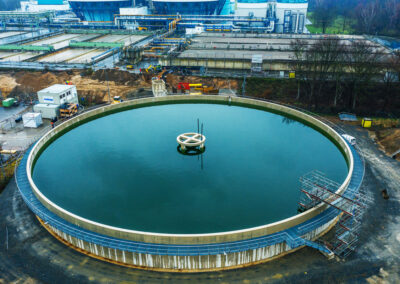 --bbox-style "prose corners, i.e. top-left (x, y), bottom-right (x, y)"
top-left (290, 37), bottom-right (400, 113)
top-left (310, 0), bottom-right (400, 36)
